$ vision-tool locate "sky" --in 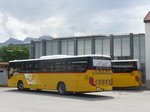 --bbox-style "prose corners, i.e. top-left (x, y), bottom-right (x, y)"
top-left (0, 0), bottom-right (150, 42)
